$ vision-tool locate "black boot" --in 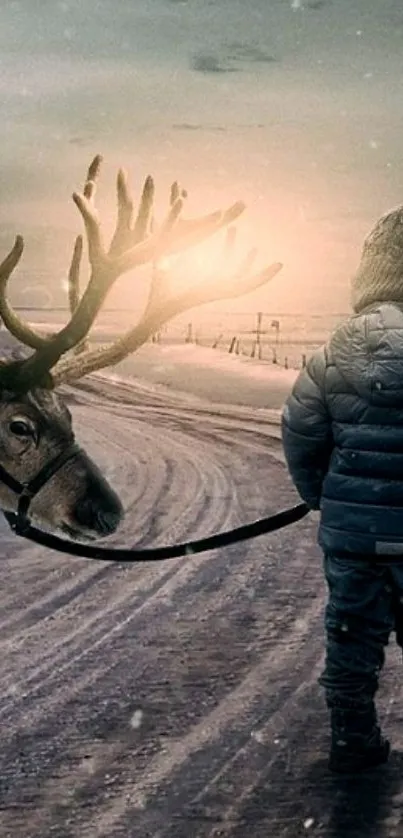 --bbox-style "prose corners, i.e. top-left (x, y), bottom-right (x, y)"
top-left (329, 705), bottom-right (390, 774)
